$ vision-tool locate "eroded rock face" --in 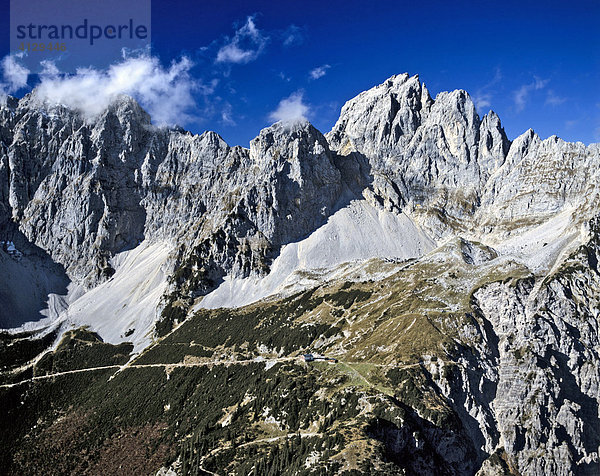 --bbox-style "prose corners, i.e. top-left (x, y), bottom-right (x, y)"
top-left (469, 237), bottom-right (600, 475)
top-left (0, 96), bottom-right (343, 290)
top-left (423, 220), bottom-right (600, 476)
top-left (477, 133), bottom-right (600, 234)
top-left (326, 74), bottom-right (510, 233)
top-left (2, 75), bottom-right (599, 290)
top-left (247, 121), bottom-right (342, 245)
top-left (327, 73), bottom-right (600, 242)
